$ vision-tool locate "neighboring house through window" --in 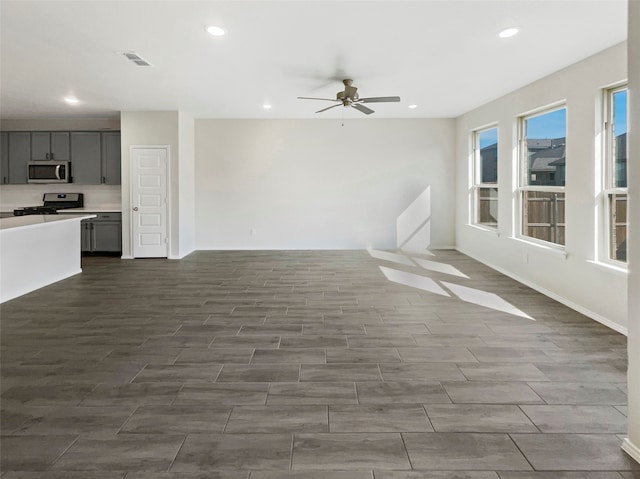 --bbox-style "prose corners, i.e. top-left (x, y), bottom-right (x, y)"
top-left (518, 106), bottom-right (567, 246)
top-left (473, 126), bottom-right (498, 229)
